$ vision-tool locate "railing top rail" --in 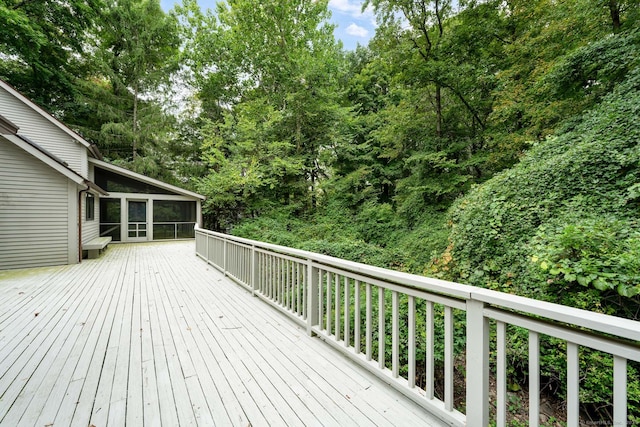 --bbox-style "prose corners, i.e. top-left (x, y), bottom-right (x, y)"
top-left (472, 288), bottom-right (640, 342)
top-left (155, 221), bottom-right (196, 224)
top-left (195, 226), bottom-right (640, 342)
top-left (196, 226), bottom-right (474, 299)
